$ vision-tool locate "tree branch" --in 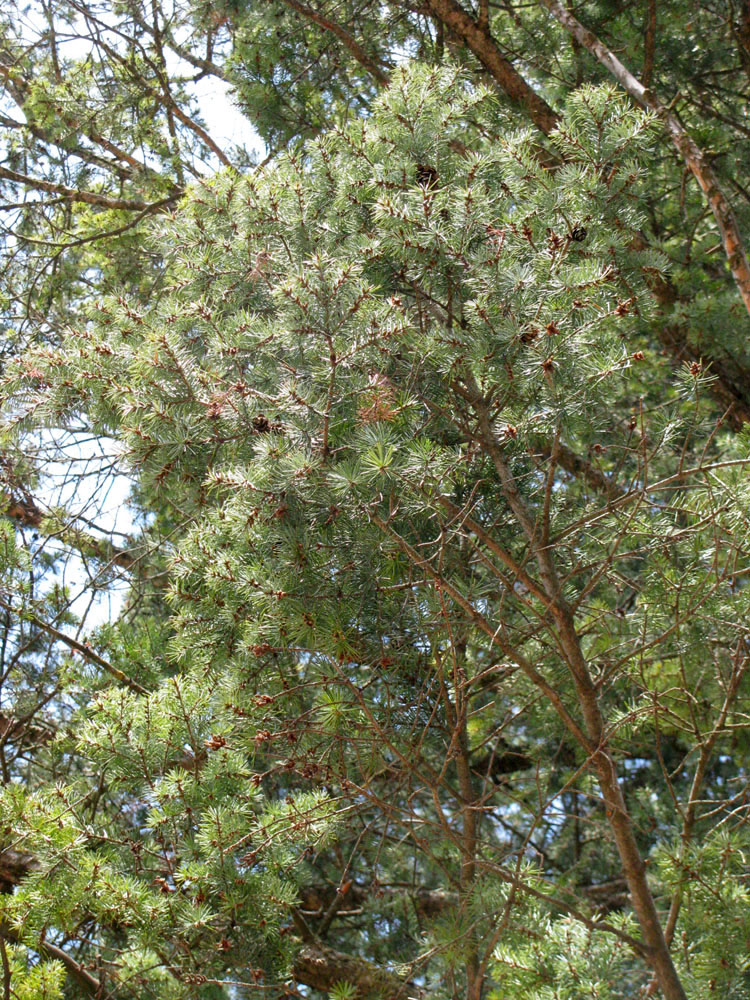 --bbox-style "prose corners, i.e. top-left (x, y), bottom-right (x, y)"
top-left (293, 939), bottom-right (422, 998)
top-left (0, 597), bottom-right (148, 695)
top-left (1, 490), bottom-right (148, 573)
top-left (278, 0), bottom-right (390, 86)
top-left (540, 0), bottom-right (750, 319)
top-left (0, 165), bottom-right (180, 212)
top-left (425, 0), bottom-right (560, 134)
top-left (0, 922), bottom-right (114, 1000)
